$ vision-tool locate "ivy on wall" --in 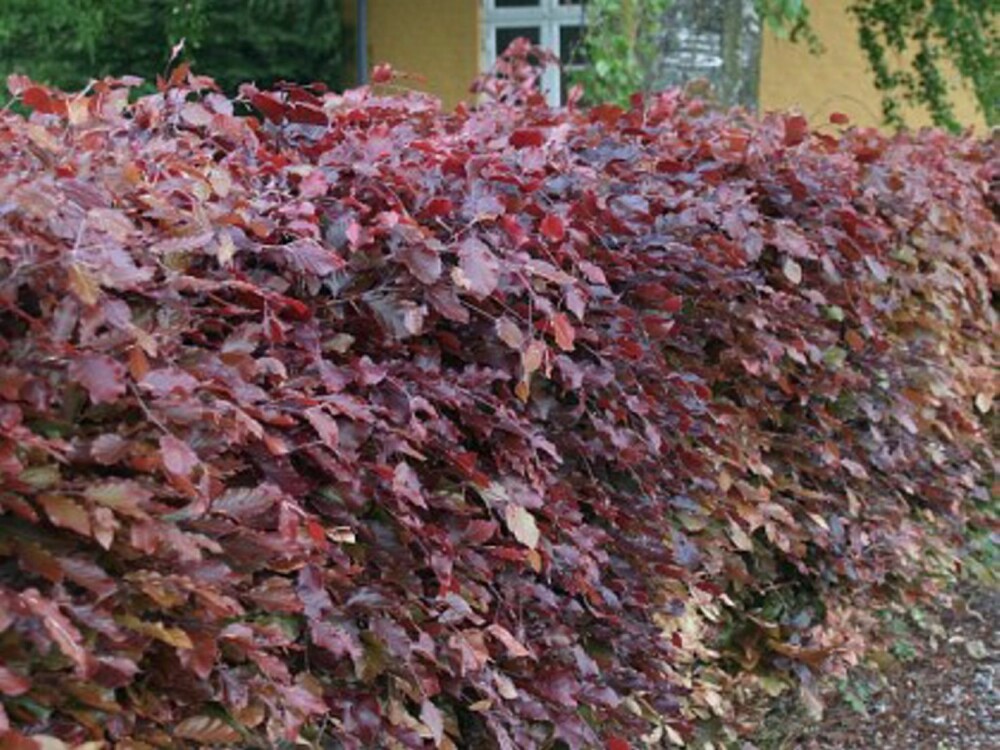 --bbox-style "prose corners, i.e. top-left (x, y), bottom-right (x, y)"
top-left (849, 0), bottom-right (998, 131)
